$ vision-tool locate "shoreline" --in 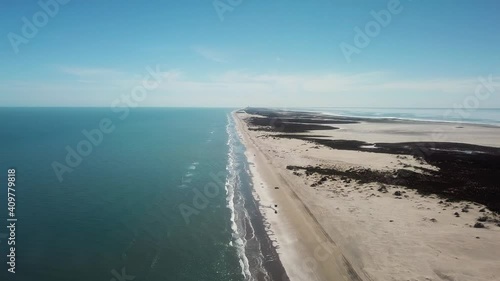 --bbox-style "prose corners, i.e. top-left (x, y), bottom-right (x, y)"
top-left (234, 108), bottom-right (500, 281)
top-left (233, 111), bottom-right (364, 281)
